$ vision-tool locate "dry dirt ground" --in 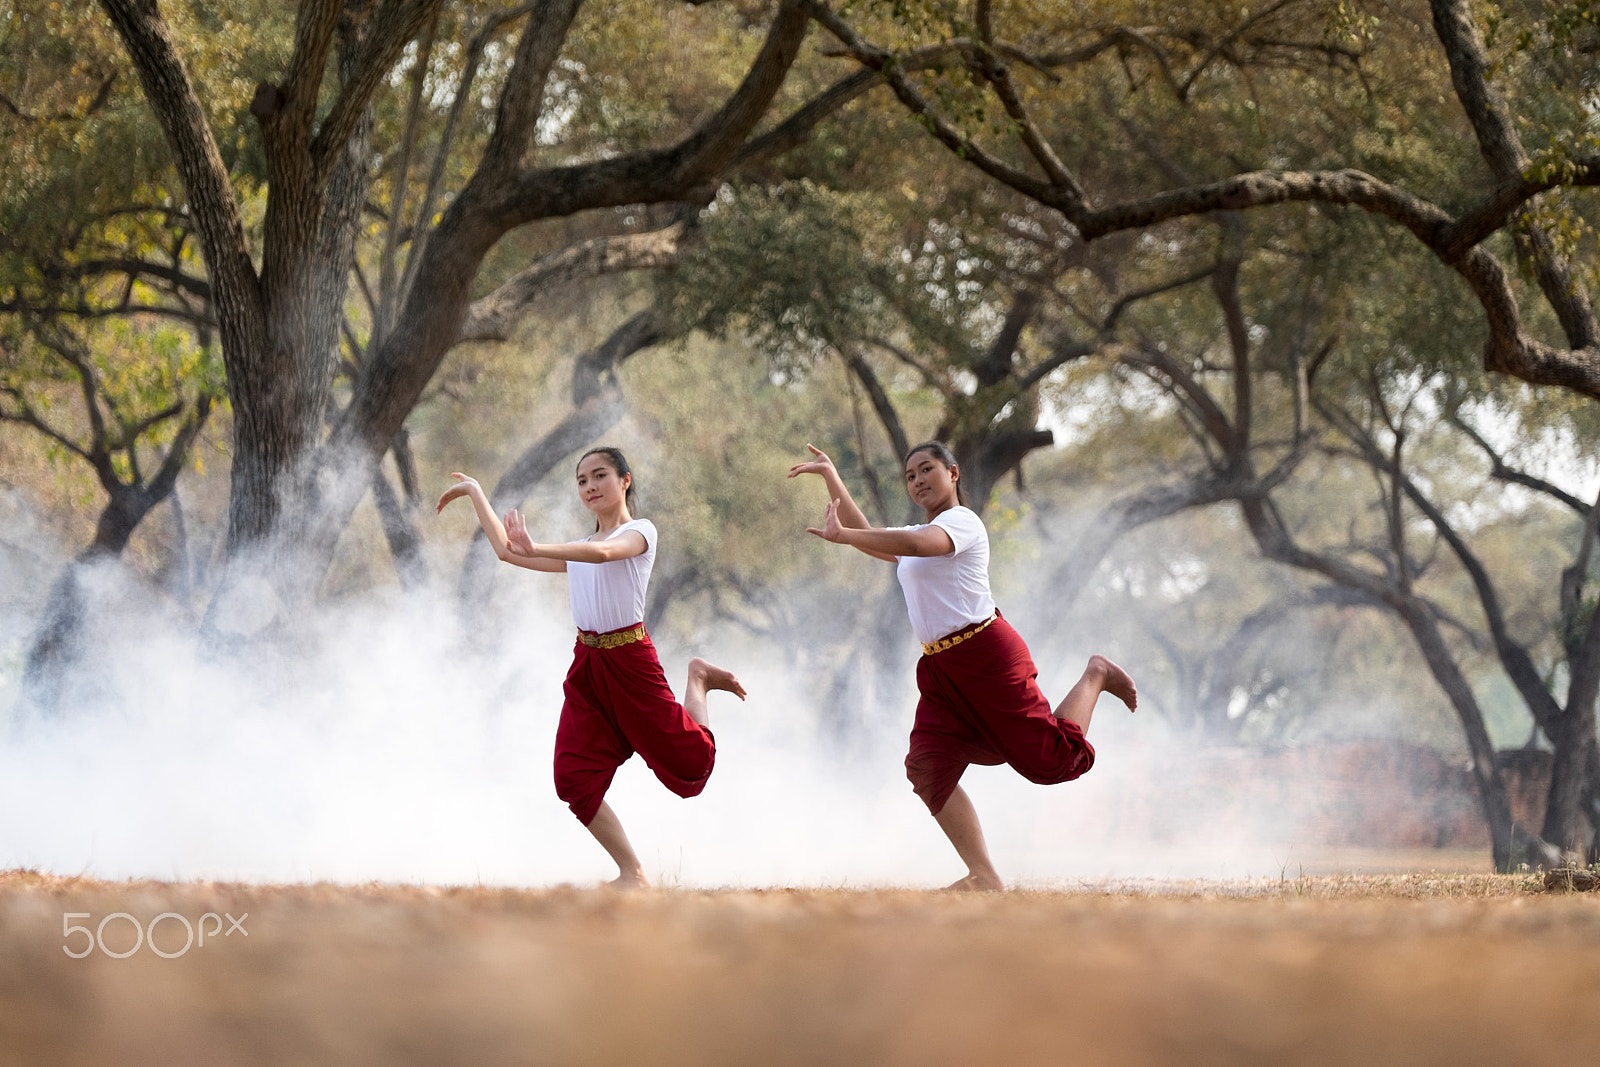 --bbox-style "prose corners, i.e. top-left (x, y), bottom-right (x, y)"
top-left (2, 868), bottom-right (1598, 1066)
